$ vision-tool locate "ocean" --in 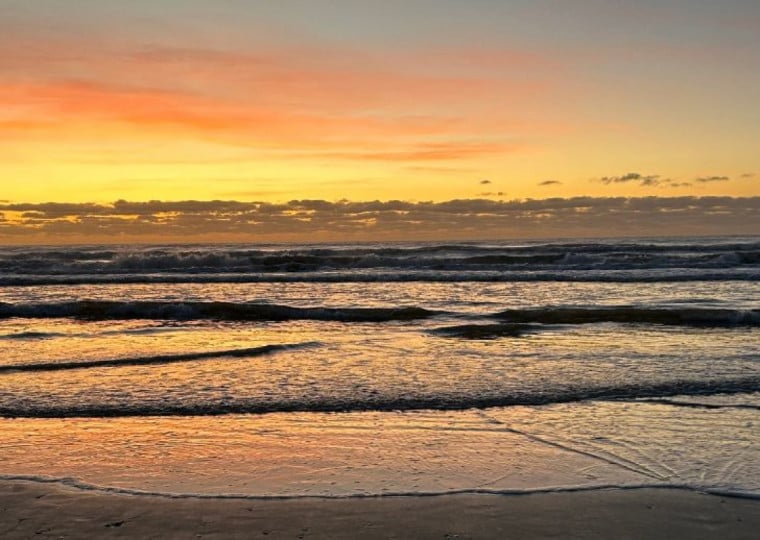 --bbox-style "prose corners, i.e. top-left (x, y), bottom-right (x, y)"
top-left (0, 237), bottom-right (758, 498)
